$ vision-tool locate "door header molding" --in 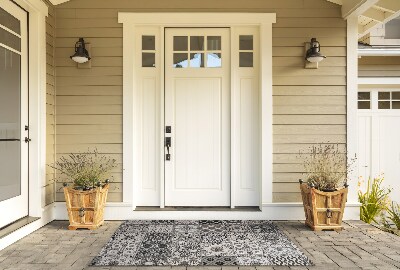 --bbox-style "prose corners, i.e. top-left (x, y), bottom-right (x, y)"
top-left (118, 12), bottom-right (276, 26)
